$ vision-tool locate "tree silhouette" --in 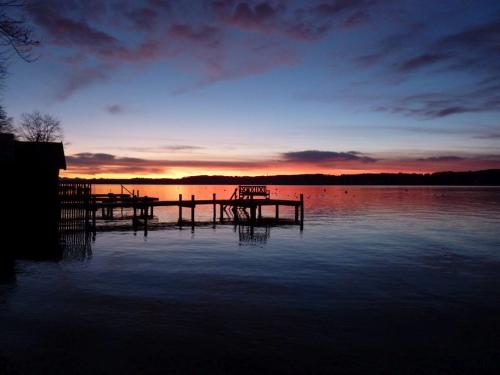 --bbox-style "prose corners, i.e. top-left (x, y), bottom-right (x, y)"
top-left (0, 2), bottom-right (38, 136)
top-left (0, 1), bottom-right (38, 65)
top-left (0, 103), bottom-right (14, 134)
top-left (19, 111), bottom-right (63, 142)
